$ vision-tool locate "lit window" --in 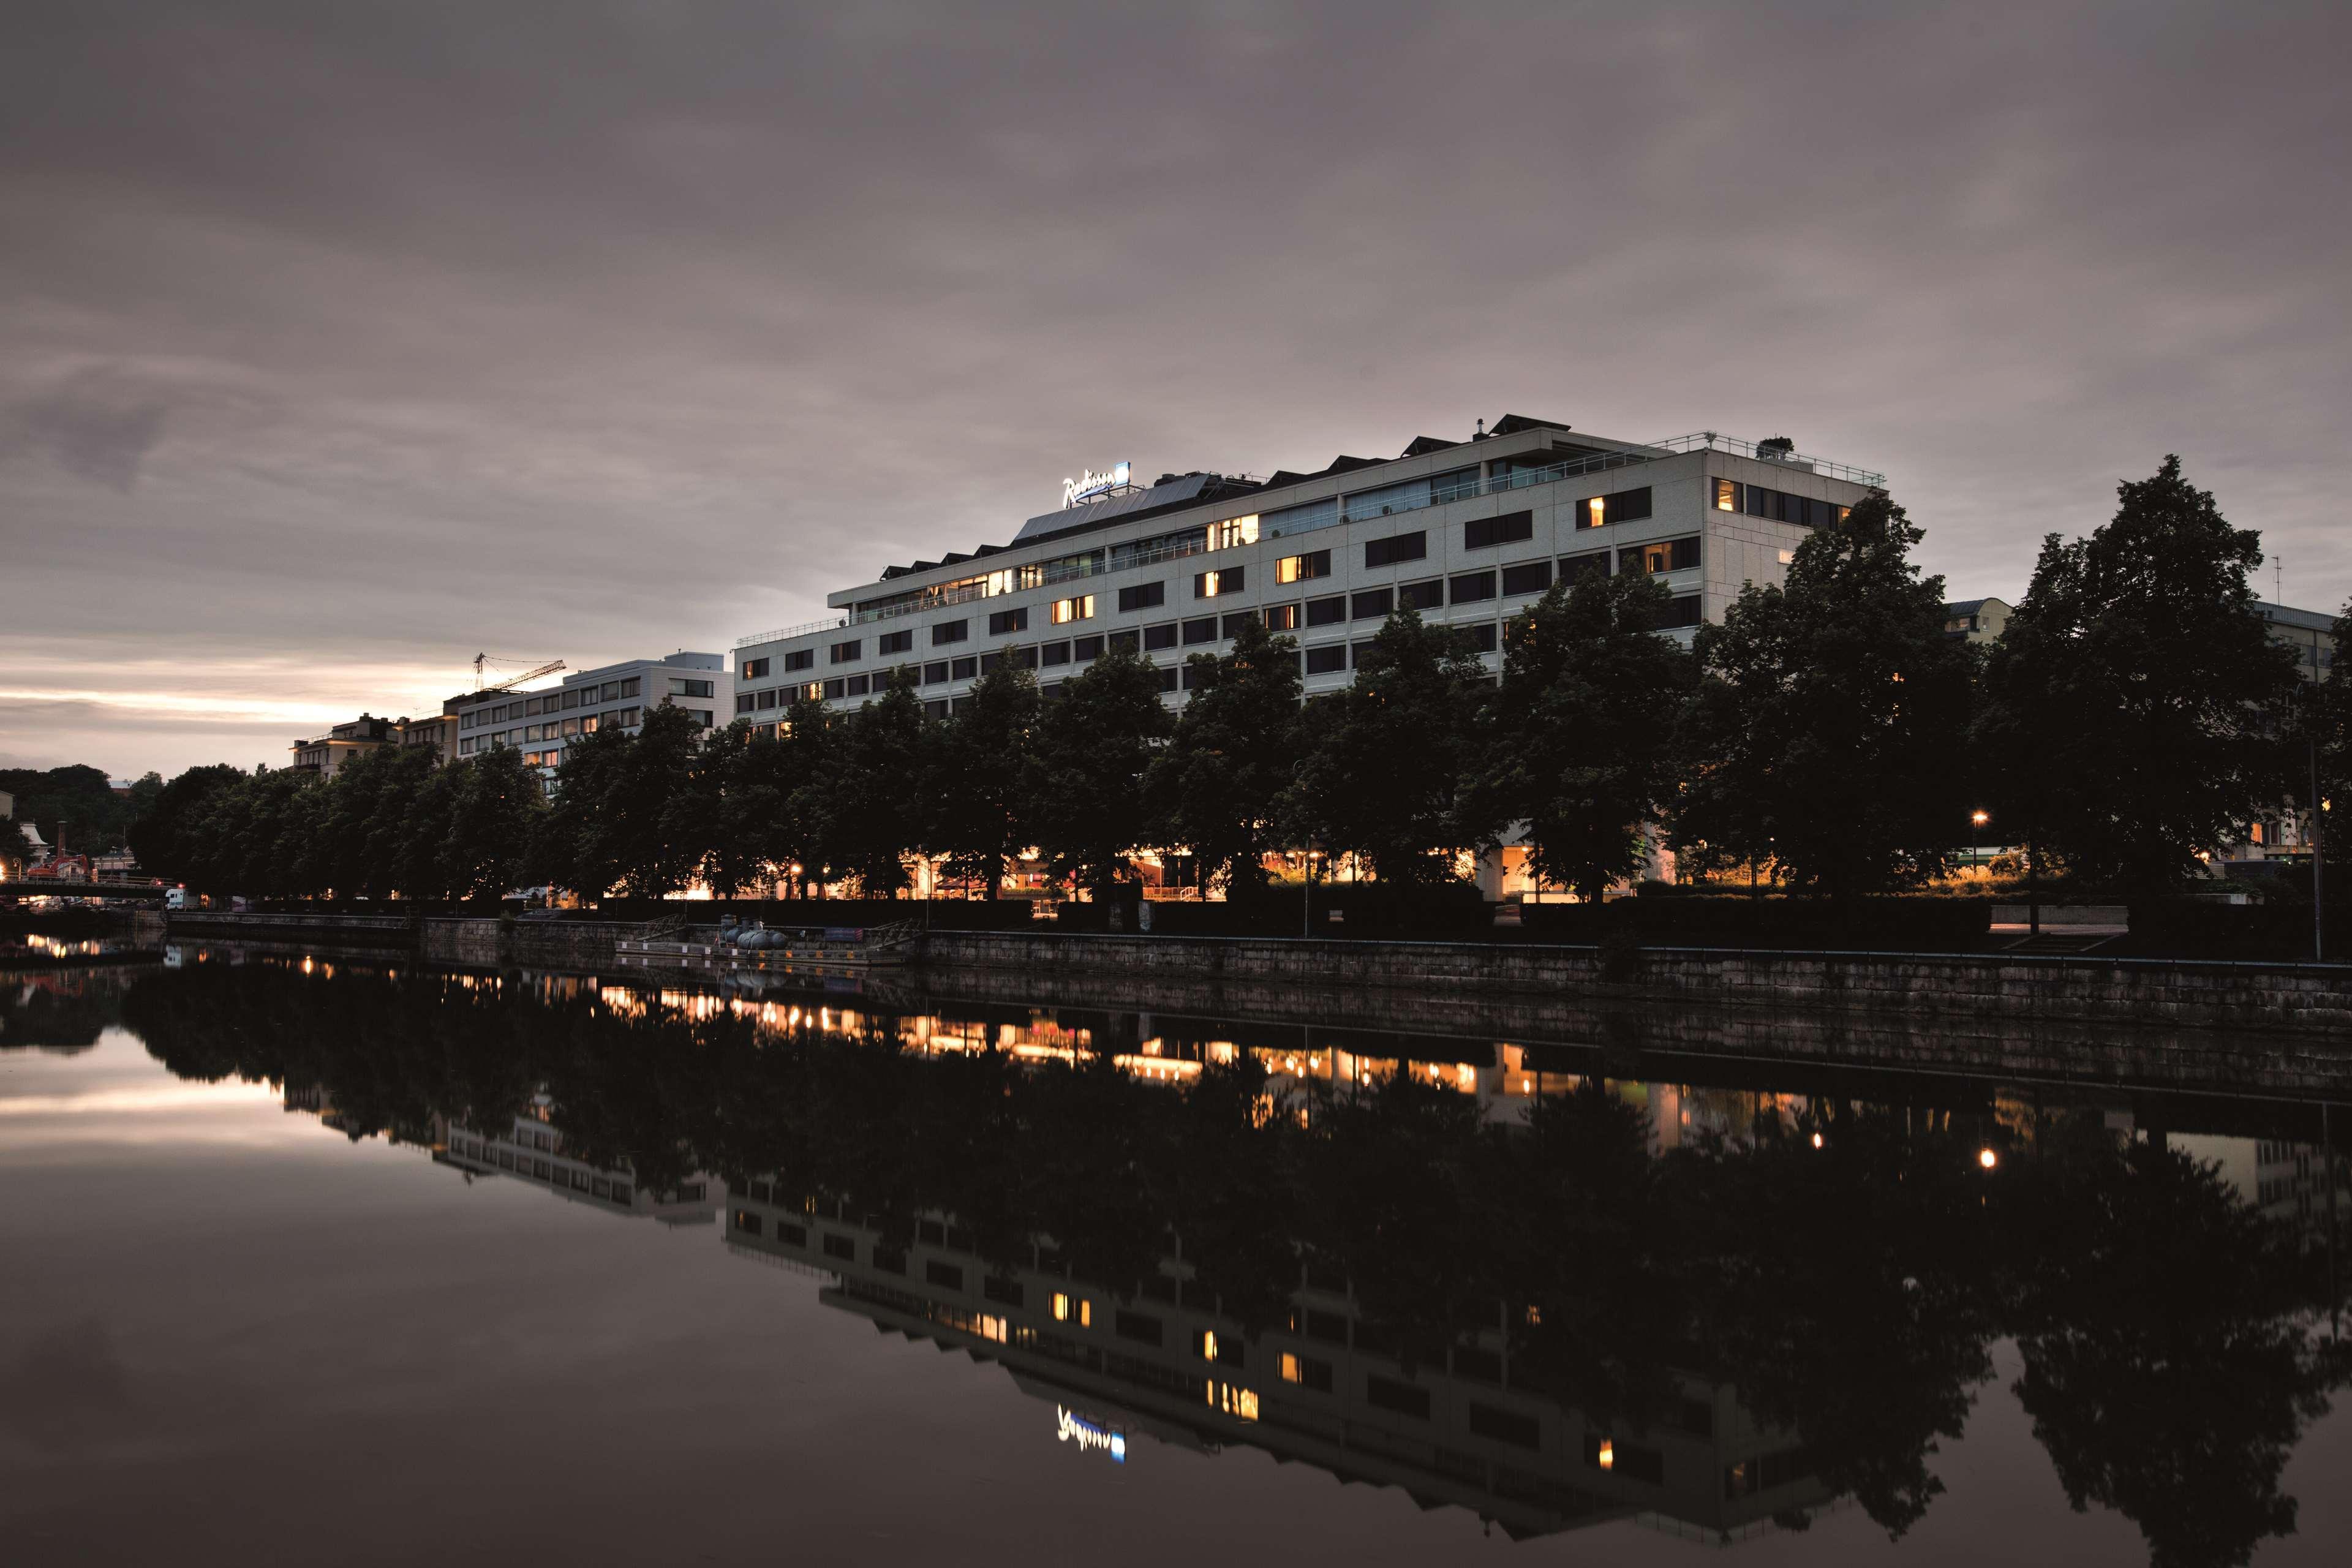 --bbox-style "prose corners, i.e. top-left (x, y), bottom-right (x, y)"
top-left (1210, 515), bottom-right (1259, 550)
top-left (1583, 496), bottom-right (1606, 528)
top-left (1052, 1292), bottom-right (1071, 1321)
top-left (1597, 1439), bottom-right (1615, 1470)
top-left (1280, 1352), bottom-right (1302, 1383)
top-left (1714, 478), bottom-right (1740, 511)
top-left (1052, 595), bottom-right (1096, 624)
top-left (1199, 1330), bottom-right (1219, 1362)
top-left (1276, 549), bottom-right (1330, 584)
